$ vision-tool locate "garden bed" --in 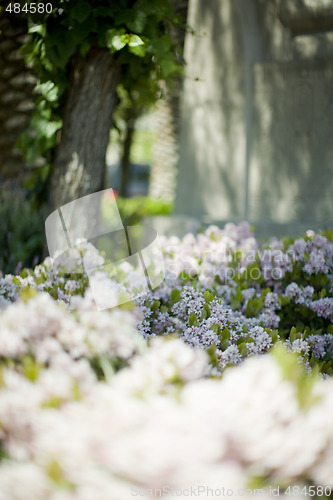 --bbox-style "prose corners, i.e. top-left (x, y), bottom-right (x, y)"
top-left (0, 221), bottom-right (332, 498)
